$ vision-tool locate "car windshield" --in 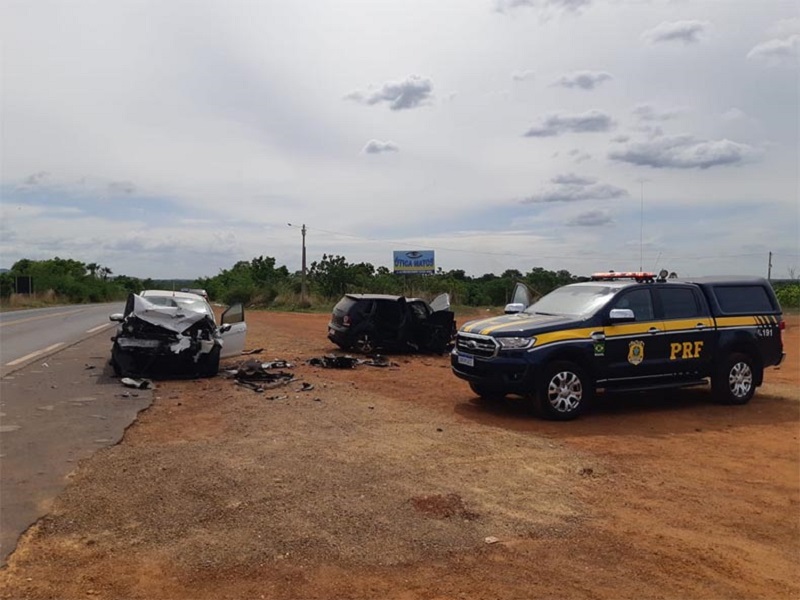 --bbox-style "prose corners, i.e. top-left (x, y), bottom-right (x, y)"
top-left (143, 294), bottom-right (213, 317)
top-left (524, 284), bottom-right (615, 317)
